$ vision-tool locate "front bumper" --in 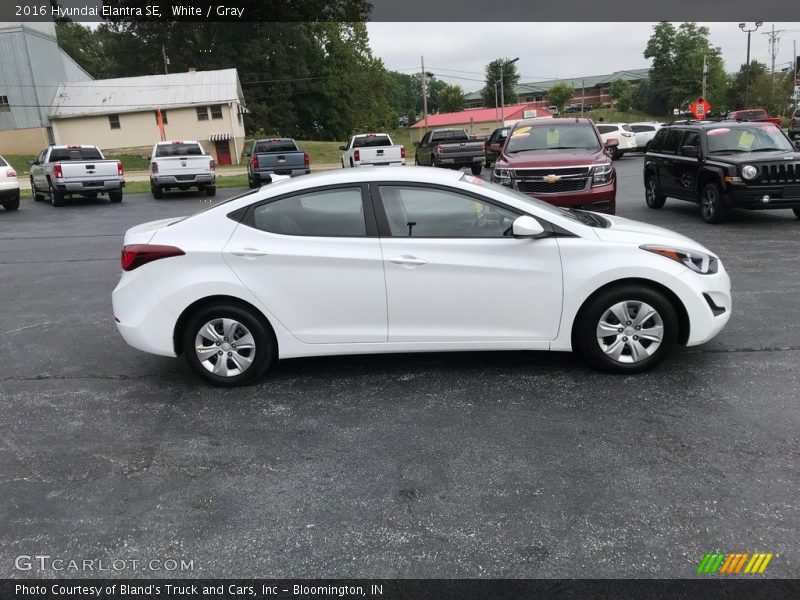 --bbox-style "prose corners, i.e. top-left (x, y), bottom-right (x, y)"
top-left (674, 265), bottom-right (732, 346)
top-left (499, 179), bottom-right (617, 214)
top-left (726, 184), bottom-right (800, 209)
